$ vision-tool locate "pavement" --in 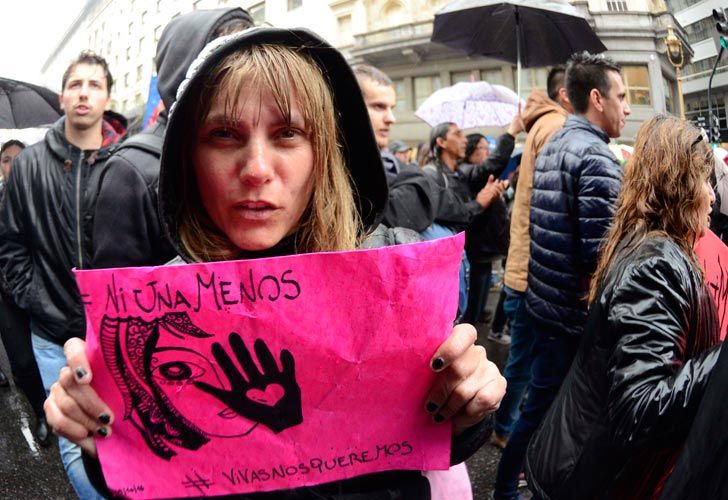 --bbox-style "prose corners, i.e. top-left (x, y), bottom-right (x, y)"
top-left (0, 284), bottom-right (525, 499)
